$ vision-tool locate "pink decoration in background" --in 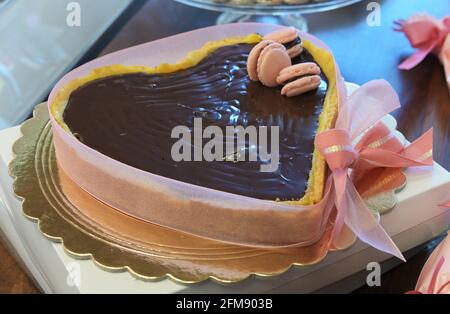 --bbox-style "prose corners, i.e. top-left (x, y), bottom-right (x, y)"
top-left (406, 232), bottom-right (450, 294)
top-left (315, 80), bottom-right (434, 261)
top-left (394, 14), bottom-right (450, 90)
